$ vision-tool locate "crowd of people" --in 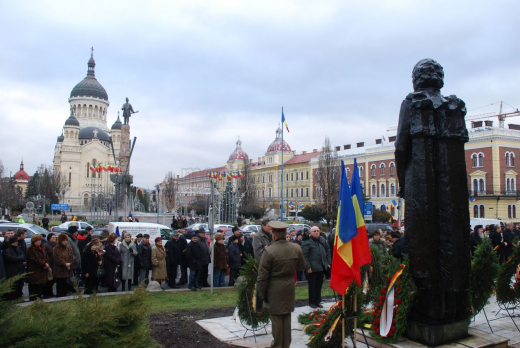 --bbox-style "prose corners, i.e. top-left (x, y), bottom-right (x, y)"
top-left (470, 222), bottom-right (520, 263)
